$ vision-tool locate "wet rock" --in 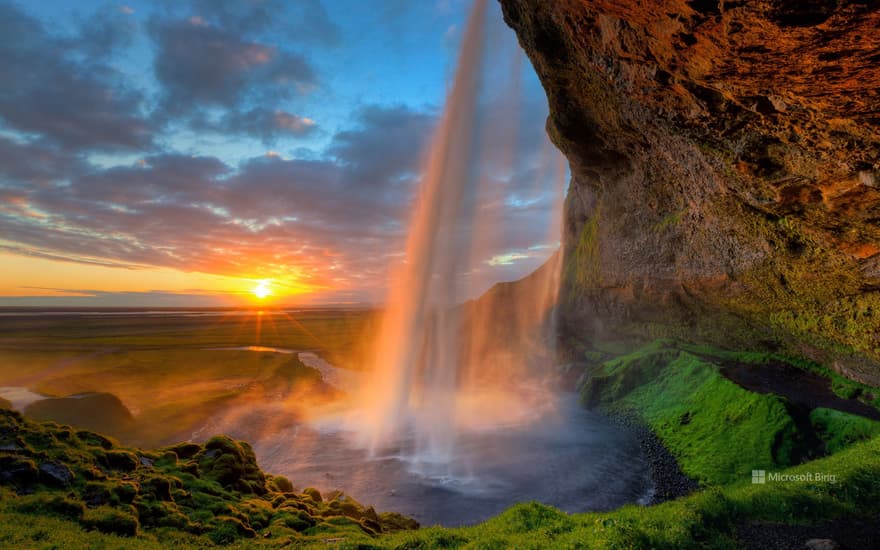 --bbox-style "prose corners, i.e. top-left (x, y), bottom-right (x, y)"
top-left (608, 412), bottom-right (698, 503)
top-left (499, 0), bottom-right (880, 382)
top-left (38, 461), bottom-right (74, 487)
top-left (0, 455), bottom-right (38, 488)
